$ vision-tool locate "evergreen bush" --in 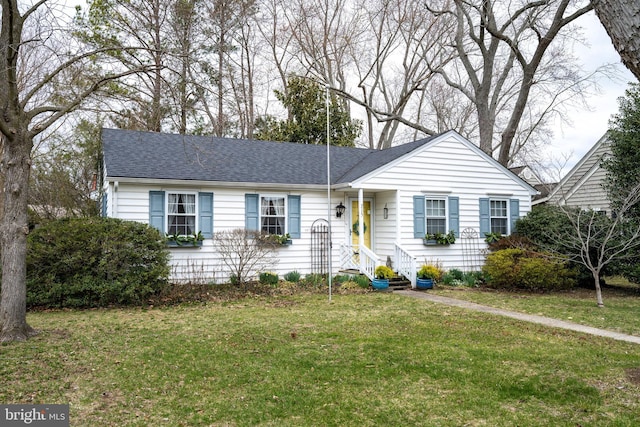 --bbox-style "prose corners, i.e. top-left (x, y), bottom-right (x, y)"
top-left (27, 217), bottom-right (170, 308)
top-left (482, 248), bottom-right (575, 291)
